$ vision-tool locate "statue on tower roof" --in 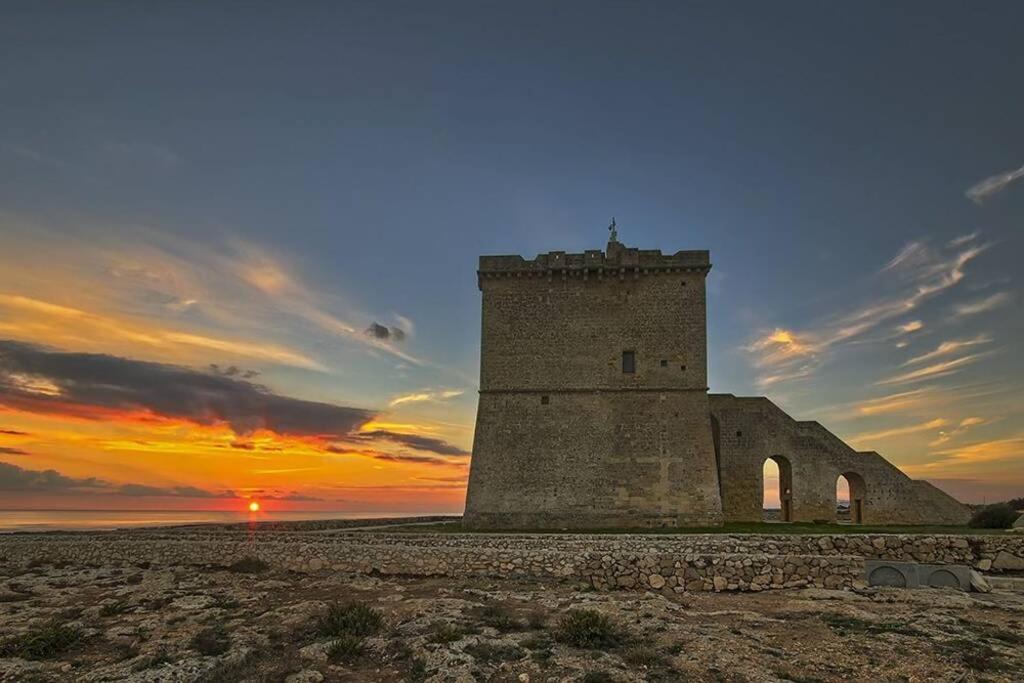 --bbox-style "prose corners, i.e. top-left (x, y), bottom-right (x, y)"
top-left (608, 217), bottom-right (618, 243)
